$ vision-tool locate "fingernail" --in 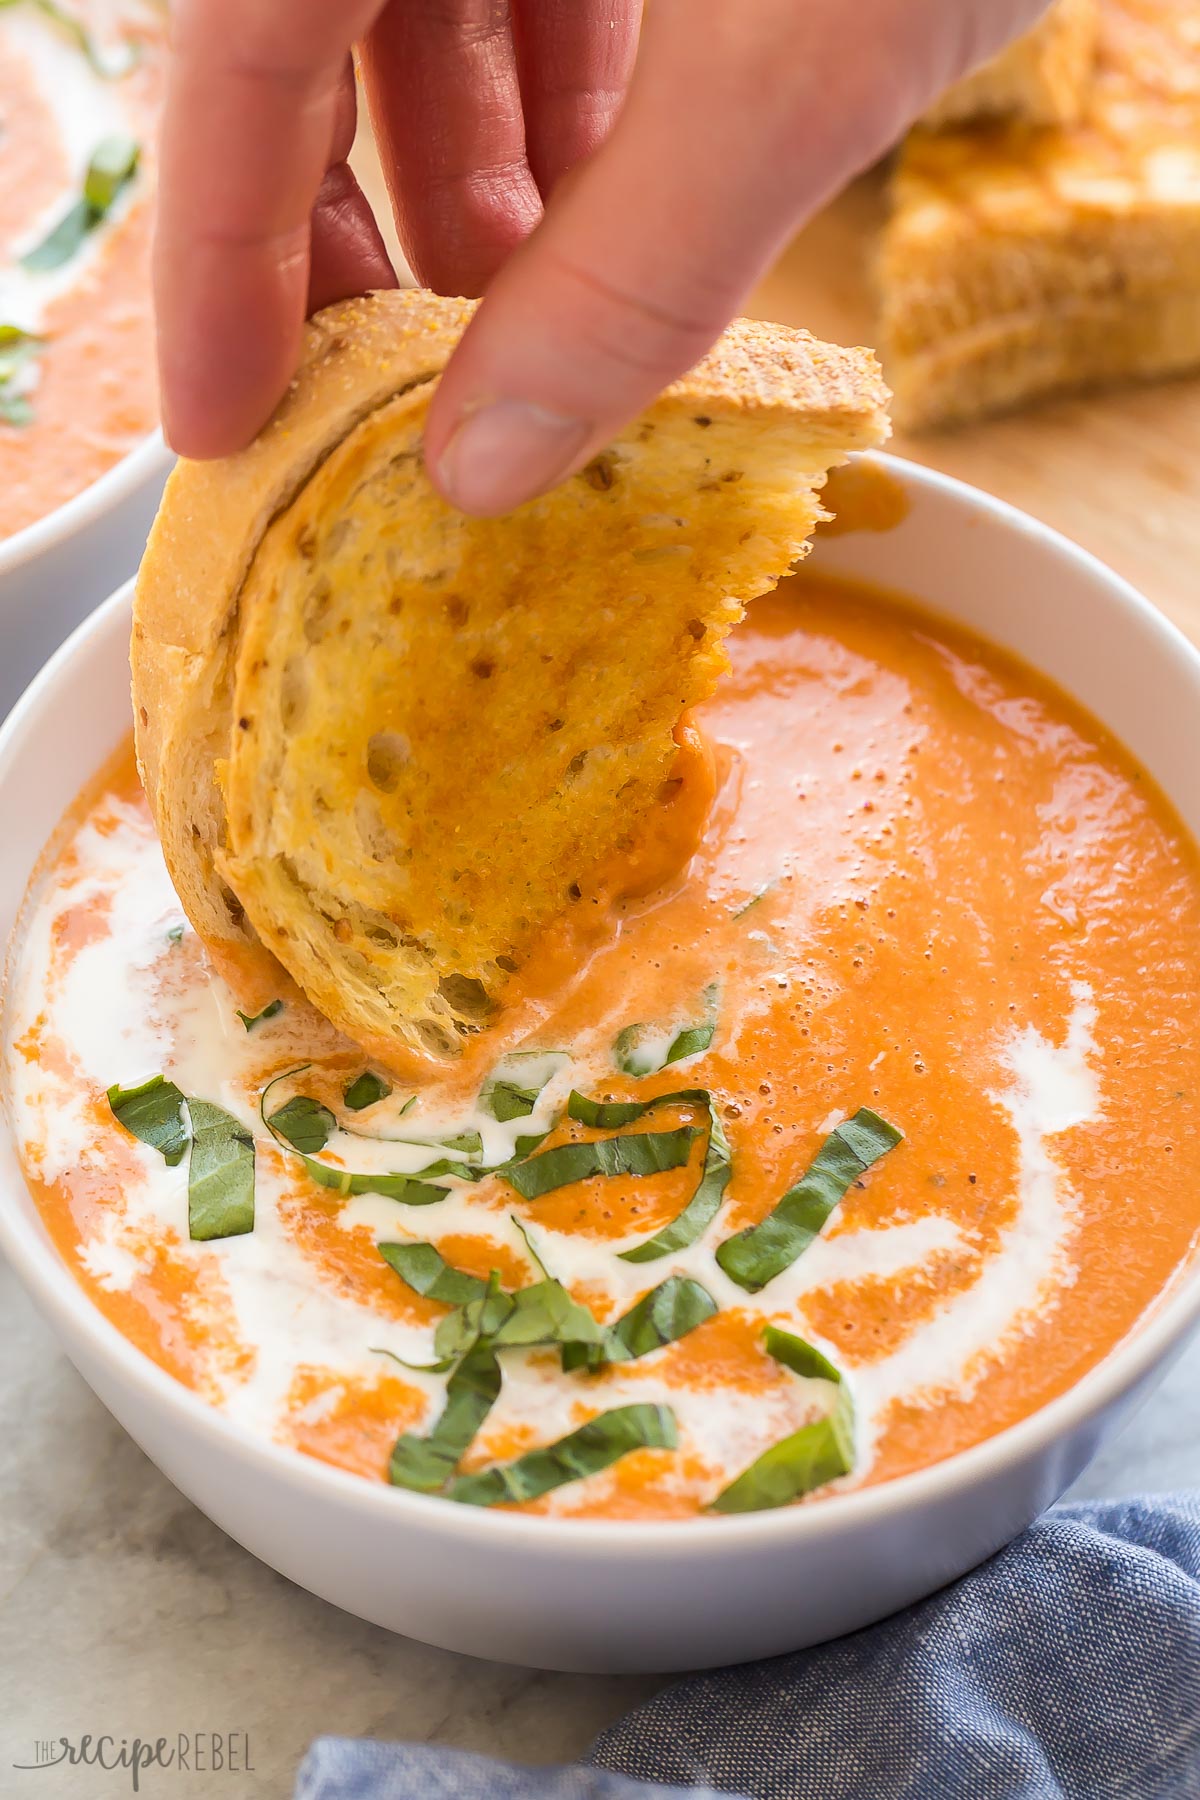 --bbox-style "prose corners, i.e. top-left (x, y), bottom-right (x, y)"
top-left (436, 400), bottom-right (591, 516)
